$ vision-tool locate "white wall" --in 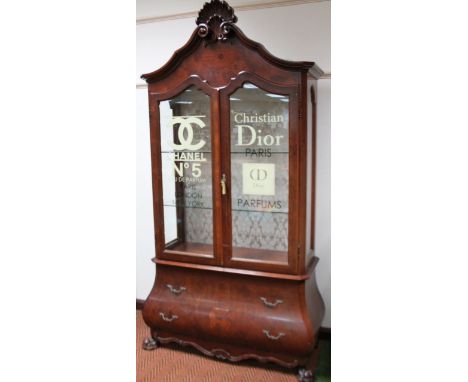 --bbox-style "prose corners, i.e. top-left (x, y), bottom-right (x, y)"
top-left (136, 90), bottom-right (155, 299)
top-left (136, 1), bottom-right (331, 327)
